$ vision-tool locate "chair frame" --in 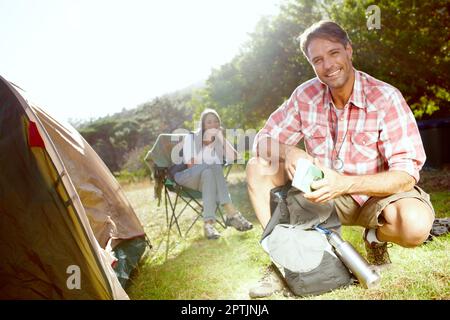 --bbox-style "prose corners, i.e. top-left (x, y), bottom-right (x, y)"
top-left (163, 168), bottom-right (230, 238)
